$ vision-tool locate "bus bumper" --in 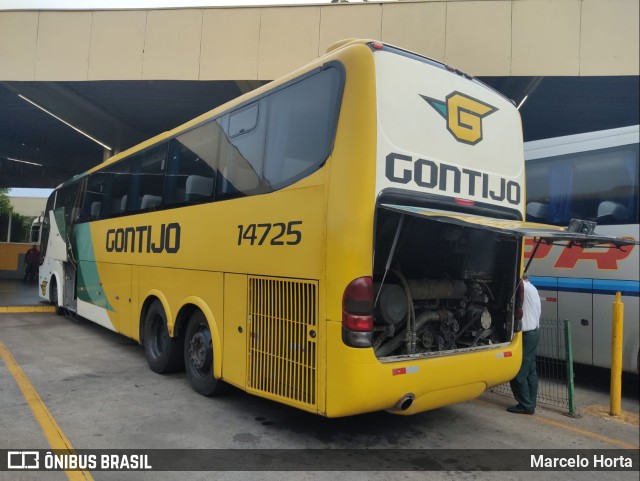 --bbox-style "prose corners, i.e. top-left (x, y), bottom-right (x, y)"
top-left (324, 322), bottom-right (522, 417)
